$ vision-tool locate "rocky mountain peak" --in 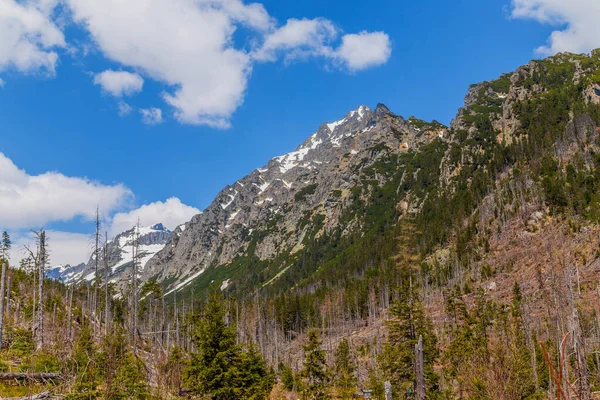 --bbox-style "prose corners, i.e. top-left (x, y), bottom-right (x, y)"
top-left (143, 104), bottom-right (447, 295)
